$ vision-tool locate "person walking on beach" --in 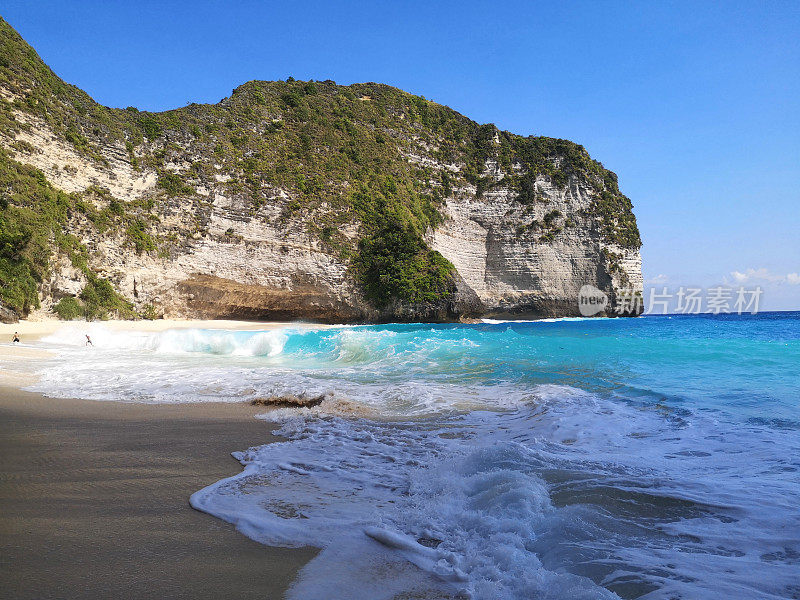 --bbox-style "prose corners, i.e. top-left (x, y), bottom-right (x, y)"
top-left (12, 332), bottom-right (20, 344)
top-left (85, 334), bottom-right (93, 347)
